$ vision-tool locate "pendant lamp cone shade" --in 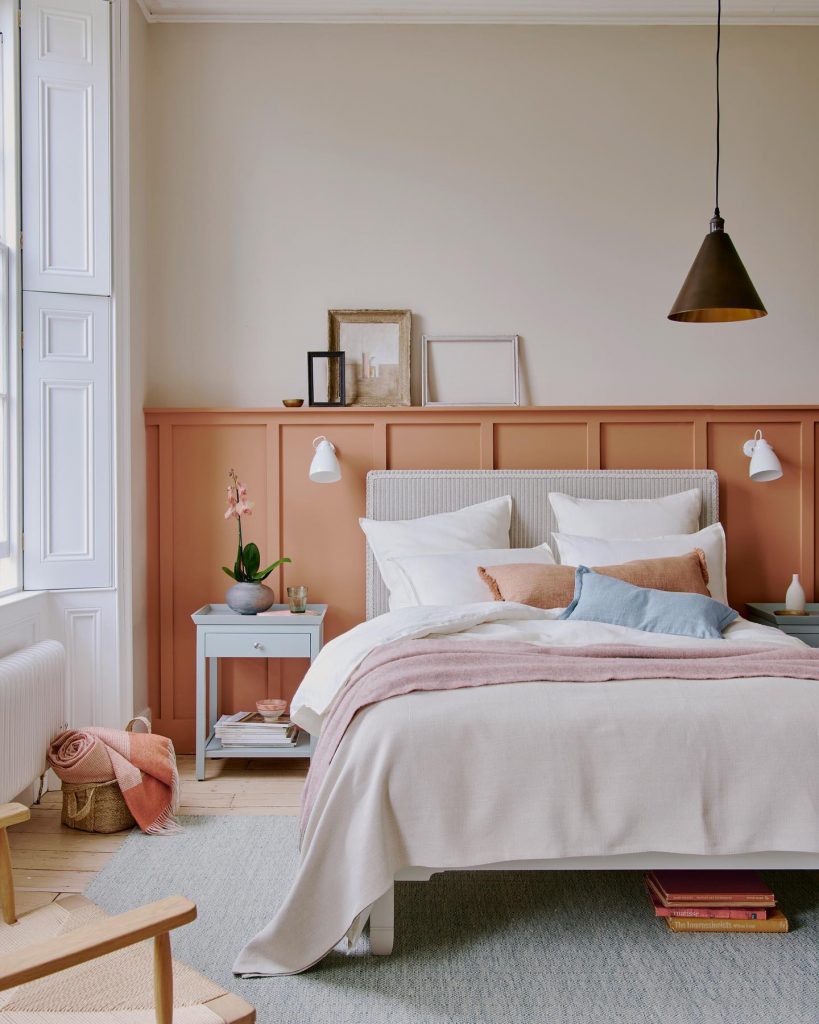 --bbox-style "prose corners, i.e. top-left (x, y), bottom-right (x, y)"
top-left (668, 215), bottom-right (767, 323)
